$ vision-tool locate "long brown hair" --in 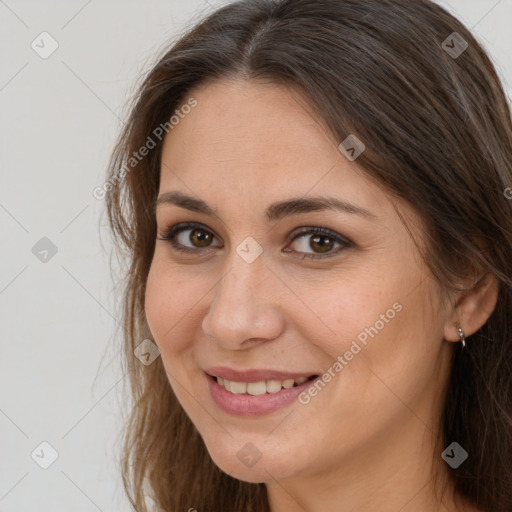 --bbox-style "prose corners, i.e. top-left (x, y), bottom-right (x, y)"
top-left (104, 1), bottom-right (512, 510)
